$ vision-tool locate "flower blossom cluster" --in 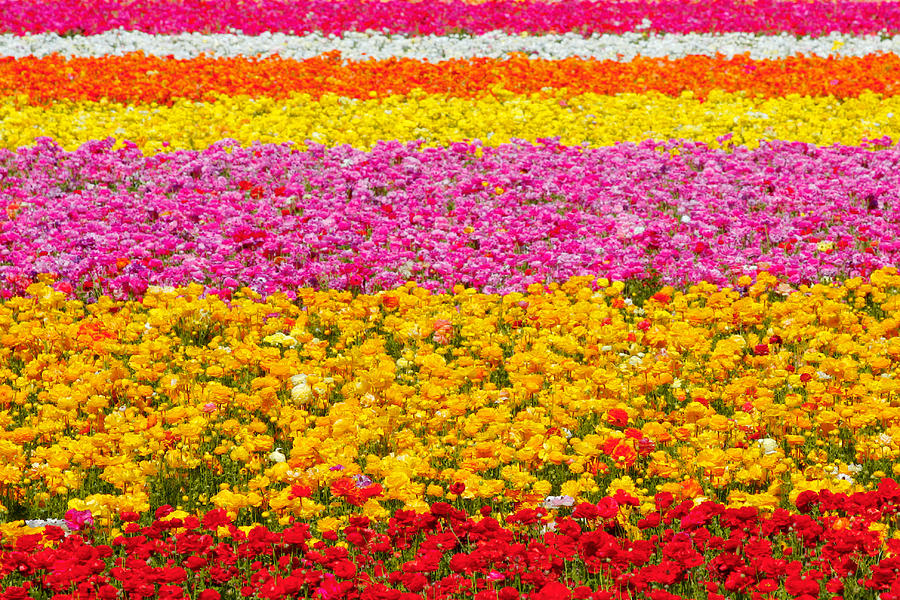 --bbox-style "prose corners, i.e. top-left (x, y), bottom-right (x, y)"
top-left (1, 138), bottom-right (897, 297)
top-left (3, 0), bottom-right (900, 596)
top-left (1, 0), bottom-right (900, 36)
top-left (2, 31), bottom-right (898, 61)
top-left (5, 53), bottom-right (900, 105)
top-left (5, 484), bottom-right (900, 600)
top-left (0, 274), bottom-right (899, 531)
